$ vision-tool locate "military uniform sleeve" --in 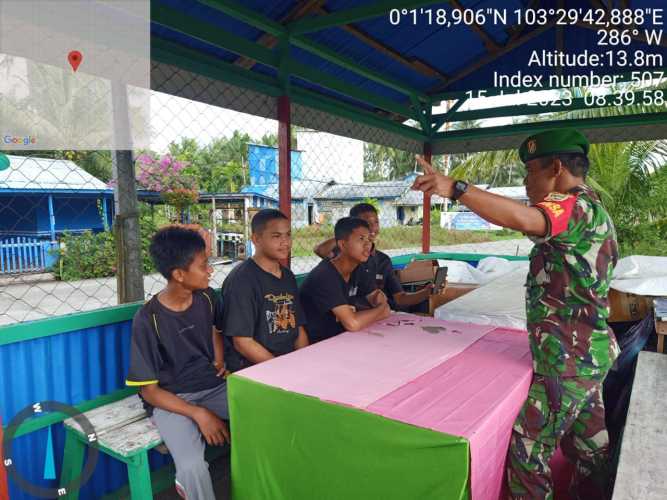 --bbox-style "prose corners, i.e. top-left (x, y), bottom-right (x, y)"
top-left (125, 310), bottom-right (162, 386)
top-left (531, 192), bottom-right (587, 249)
